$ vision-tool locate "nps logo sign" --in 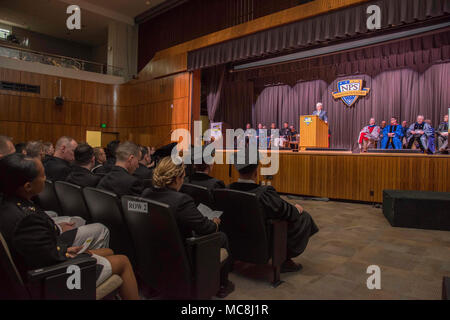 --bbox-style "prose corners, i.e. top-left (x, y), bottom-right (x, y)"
top-left (332, 79), bottom-right (370, 107)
